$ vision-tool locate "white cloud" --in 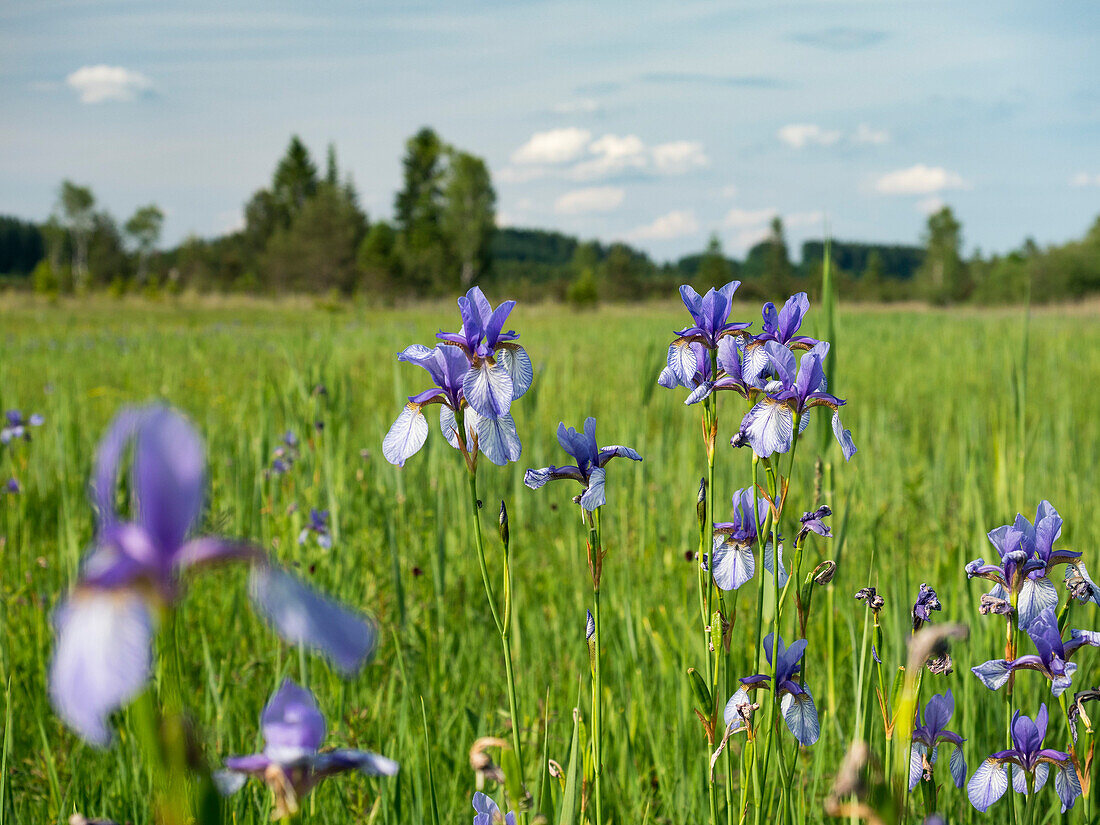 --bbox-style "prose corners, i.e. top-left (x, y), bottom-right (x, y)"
top-left (915, 196), bottom-right (946, 215)
top-left (721, 184), bottom-right (739, 198)
top-left (853, 123), bottom-right (890, 145)
top-left (552, 98), bottom-right (601, 115)
top-left (511, 127), bottom-right (591, 165)
top-left (495, 166), bottom-right (547, 184)
top-left (625, 210), bottom-right (700, 241)
top-left (1070, 172), bottom-right (1100, 187)
top-left (554, 186), bottom-right (625, 214)
top-left (570, 134), bottom-right (648, 180)
top-left (651, 141), bottom-right (709, 174)
top-left (723, 207), bottom-right (778, 228)
top-left (66, 65), bottom-right (153, 103)
top-left (875, 164), bottom-right (967, 195)
top-left (777, 123), bottom-right (842, 148)
top-left (731, 226), bottom-right (774, 251)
